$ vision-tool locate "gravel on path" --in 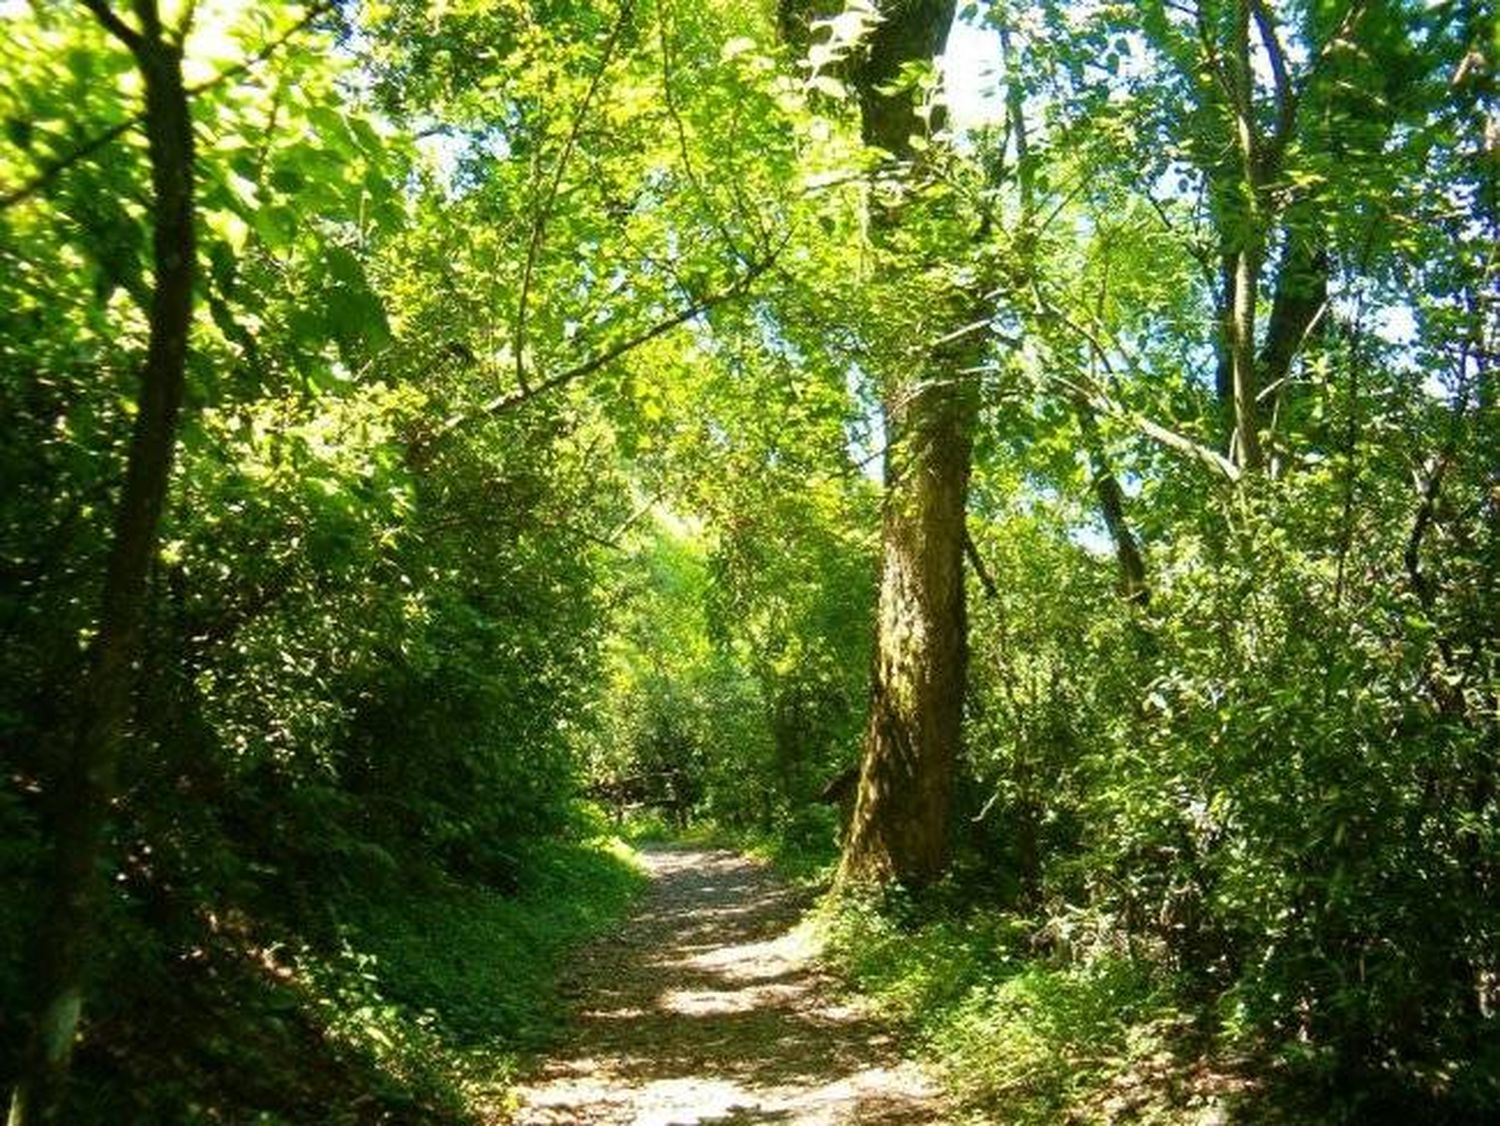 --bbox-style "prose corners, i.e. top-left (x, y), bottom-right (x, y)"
top-left (510, 845), bottom-right (948, 1125)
